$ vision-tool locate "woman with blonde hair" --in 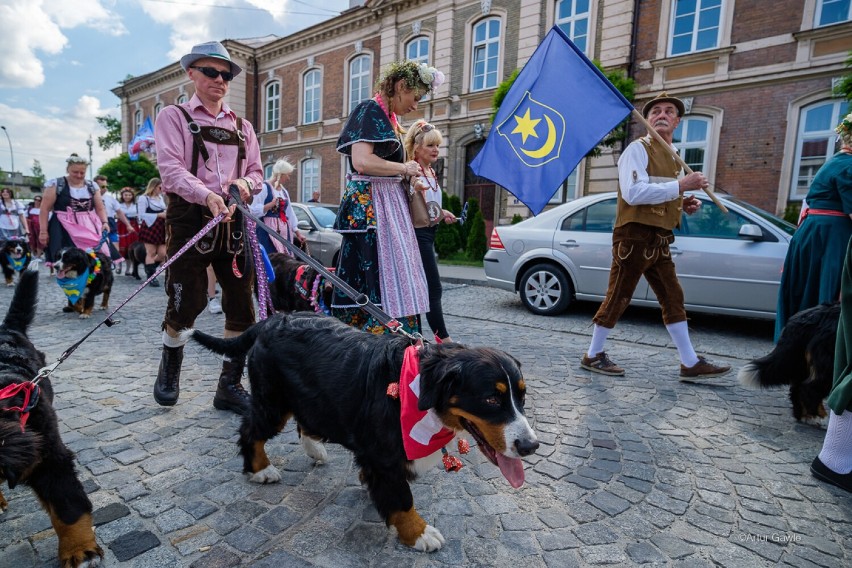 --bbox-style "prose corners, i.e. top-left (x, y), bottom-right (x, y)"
top-left (137, 177), bottom-right (167, 286)
top-left (404, 120), bottom-right (457, 342)
top-left (250, 157), bottom-right (304, 255)
top-left (332, 60), bottom-right (444, 333)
